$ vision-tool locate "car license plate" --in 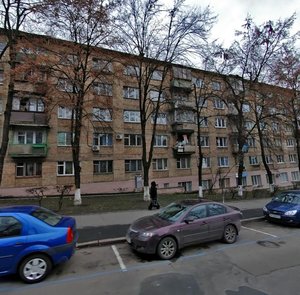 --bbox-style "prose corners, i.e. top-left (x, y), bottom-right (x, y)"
top-left (269, 213), bottom-right (281, 219)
